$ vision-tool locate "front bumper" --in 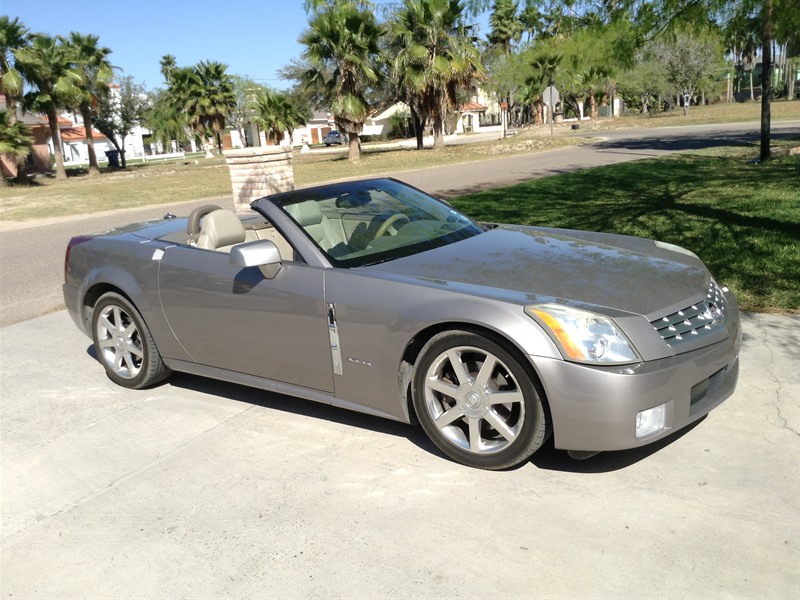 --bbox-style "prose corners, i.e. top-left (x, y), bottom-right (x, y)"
top-left (531, 320), bottom-right (741, 452)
